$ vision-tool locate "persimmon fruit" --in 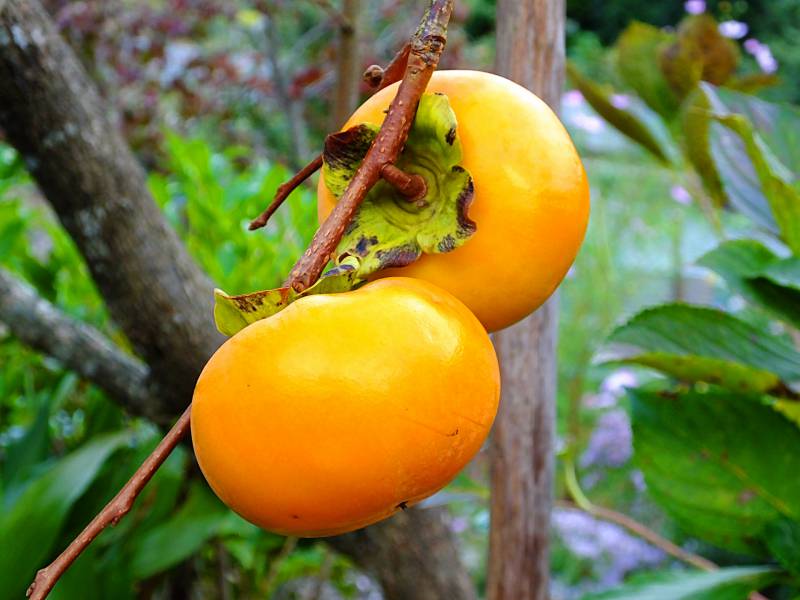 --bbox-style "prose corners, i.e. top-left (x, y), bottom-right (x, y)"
top-left (318, 70), bottom-right (590, 332)
top-left (191, 277), bottom-right (500, 536)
